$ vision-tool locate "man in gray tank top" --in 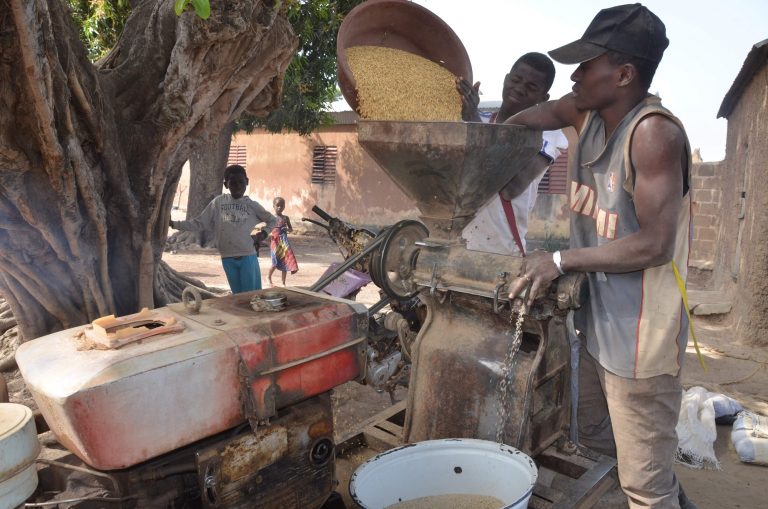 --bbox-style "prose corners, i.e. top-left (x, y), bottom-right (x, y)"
top-left (506, 4), bottom-right (697, 509)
